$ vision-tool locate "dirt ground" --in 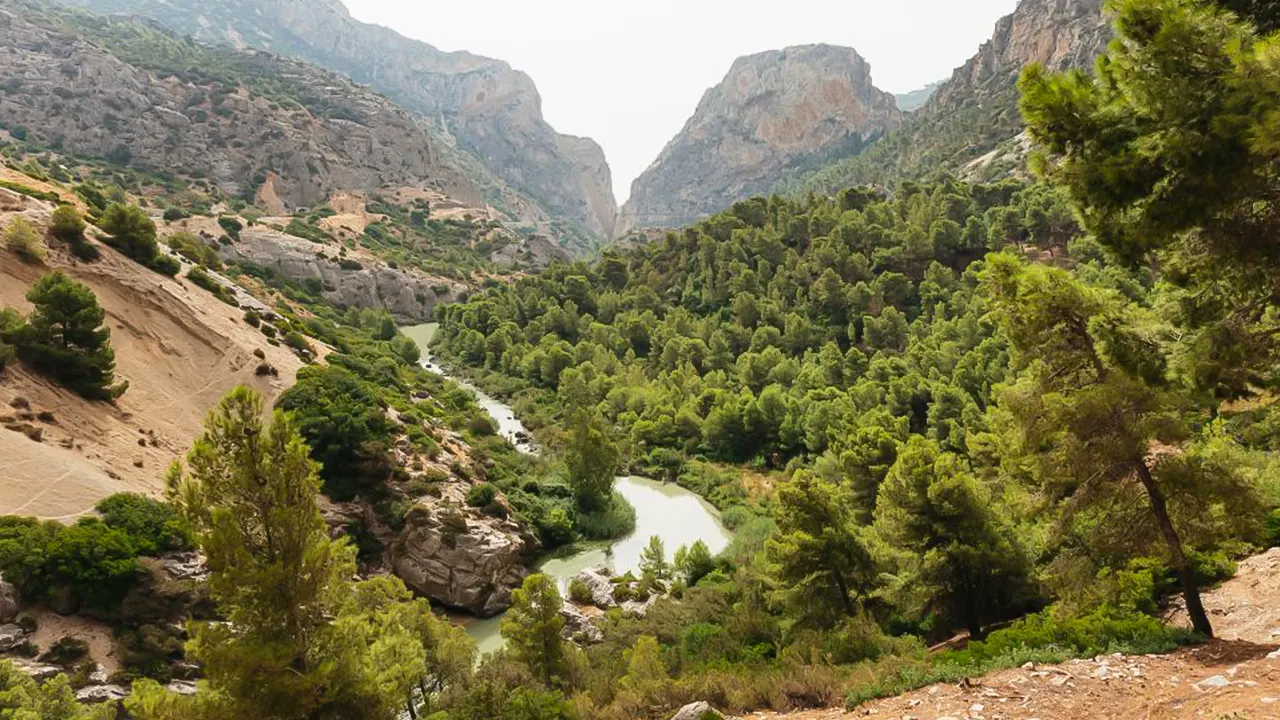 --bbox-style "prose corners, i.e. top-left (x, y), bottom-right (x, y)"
top-left (0, 194), bottom-right (304, 520)
top-left (27, 610), bottom-right (122, 675)
top-left (743, 549), bottom-right (1280, 720)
